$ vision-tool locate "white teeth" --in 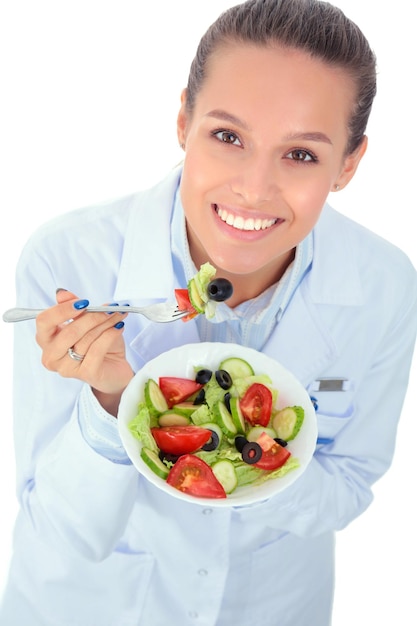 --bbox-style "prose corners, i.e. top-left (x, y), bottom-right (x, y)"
top-left (216, 206), bottom-right (277, 231)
